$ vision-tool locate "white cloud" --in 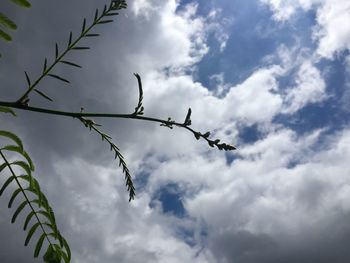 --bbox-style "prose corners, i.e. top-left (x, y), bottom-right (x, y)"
top-left (223, 66), bottom-right (284, 125)
top-left (206, 8), bottom-right (233, 52)
top-left (260, 0), bottom-right (298, 21)
top-left (282, 60), bottom-right (327, 113)
top-left (2, 0), bottom-right (349, 262)
top-left (209, 73), bottom-right (230, 97)
top-left (184, 127), bottom-right (350, 261)
top-left (260, 0), bottom-right (320, 21)
top-left (314, 0), bottom-right (350, 59)
top-left (260, 0), bottom-right (350, 59)
top-left (128, 0), bottom-right (208, 71)
top-left (50, 158), bottom-right (214, 263)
